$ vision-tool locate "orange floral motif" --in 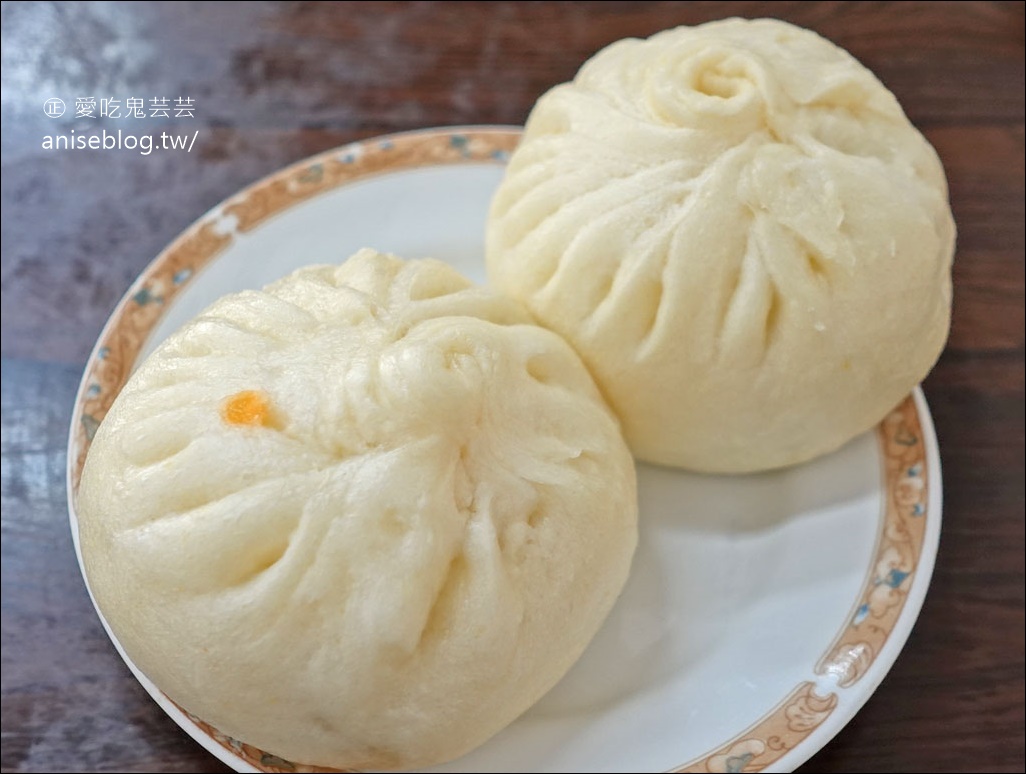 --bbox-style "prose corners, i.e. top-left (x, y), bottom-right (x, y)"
top-left (895, 474), bottom-right (925, 507)
top-left (784, 688), bottom-right (837, 732)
